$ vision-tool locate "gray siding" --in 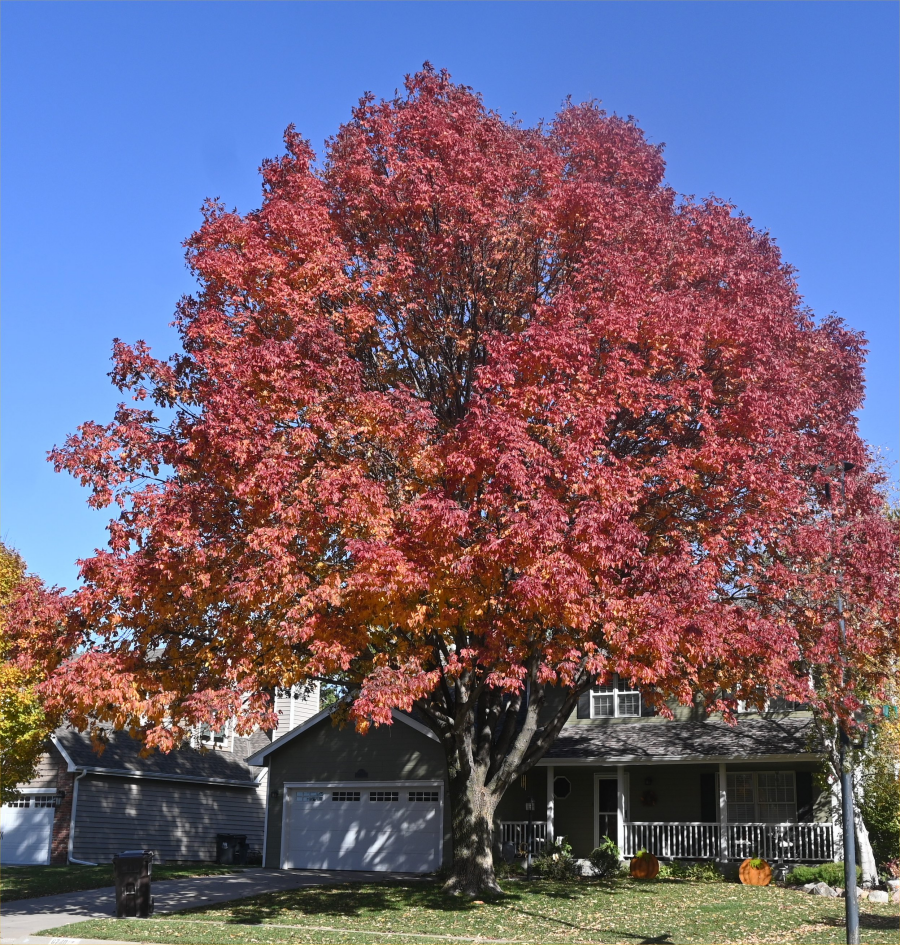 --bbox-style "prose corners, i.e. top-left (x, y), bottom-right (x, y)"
top-left (20, 751), bottom-right (59, 789)
top-left (264, 717), bottom-right (449, 869)
top-left (274, 685), bottom-right (320, 738)
top-left (73, 774), bottom-right (266, 864)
